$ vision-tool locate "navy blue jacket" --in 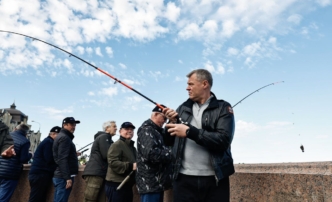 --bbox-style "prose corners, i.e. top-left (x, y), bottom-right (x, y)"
top-left (53, 128), bottom-right (78, 180)
top-left (29, 136), bottom-right (57, 176)
top-left (0, 130), bottom-right (32, 179)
